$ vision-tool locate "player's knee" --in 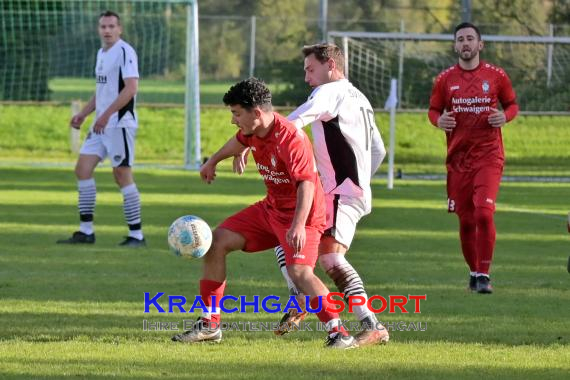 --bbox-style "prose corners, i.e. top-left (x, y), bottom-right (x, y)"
top-left (113, 168), bottom-right (133, 187)
top-left (209, 228), bottom-right (242, 256)
top-left (75, 163), bottom-right (92, 180)
top-left (286, 264), bottom-right (312, 285)
top-left (286, 265), bottom-right (302, 282)
top-left (318, 252), bottom-right (347, 273)
top-left (74, 166), bottom-right (83, 179)
top-left (458, 213), bottom-right (476, 230)
top-left (112, 174), bottom-right (122, 186)
top-left (474, 207), bottom-right (494, 227)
